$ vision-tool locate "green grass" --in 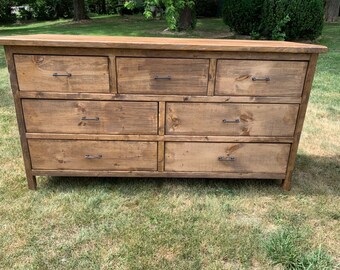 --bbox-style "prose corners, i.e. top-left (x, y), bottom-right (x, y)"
top-left (0, 15), bottom-right (228, 38)
top-left (0, 15), bottom-right (339, 269)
